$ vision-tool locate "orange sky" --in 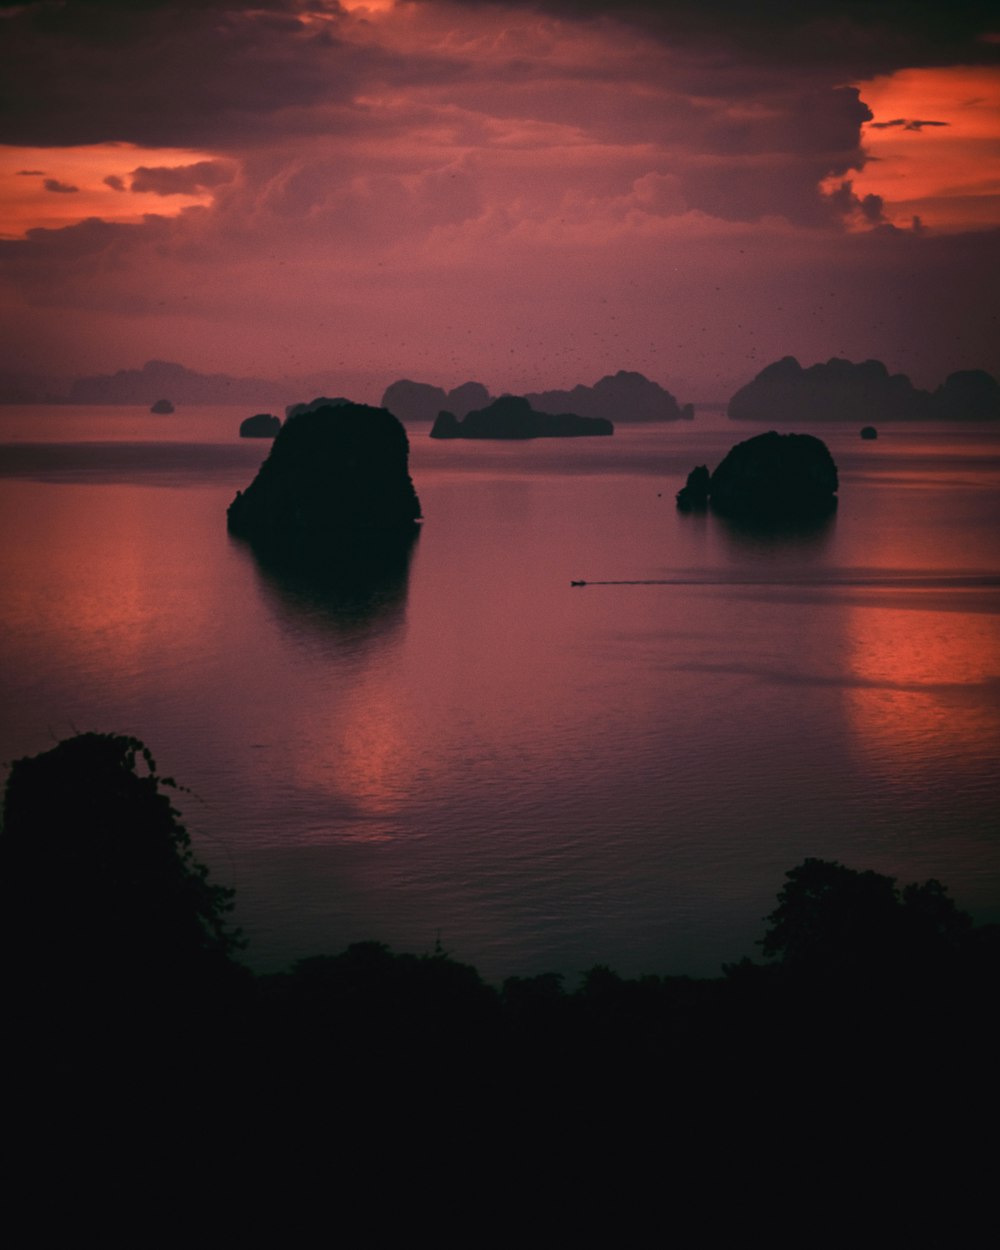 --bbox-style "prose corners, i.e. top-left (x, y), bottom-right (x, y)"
top-left (839, 65), bottom-right (1000, 230)
top-left (1, 1), bottom-right (998, 398)
top-left (0, 144), bottom-right (226, 237)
